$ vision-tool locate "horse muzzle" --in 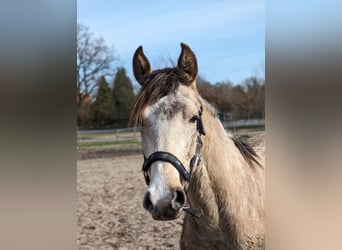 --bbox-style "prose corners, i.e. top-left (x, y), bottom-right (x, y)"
top-left (143, 187), bottom-right (186, 220)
